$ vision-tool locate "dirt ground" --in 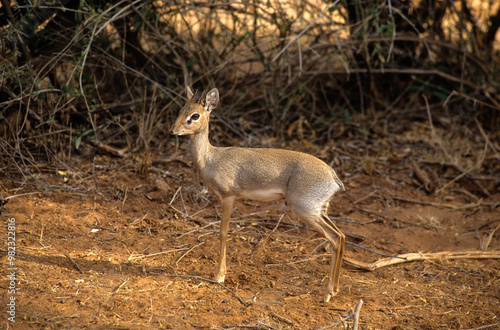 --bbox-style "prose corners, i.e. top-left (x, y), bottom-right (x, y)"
top-left (1, 125), bottom-right (500, 329)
